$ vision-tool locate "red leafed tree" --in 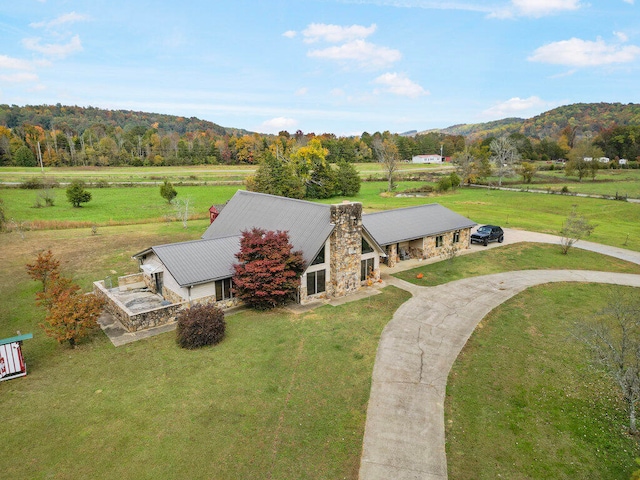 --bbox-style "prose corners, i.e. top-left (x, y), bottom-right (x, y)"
top-left (36, 275), bottom-right (105, 348)
top-left (26, 249), bottom-right (61, 292)
top-left (233, 228), bottom-right (305, 310)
